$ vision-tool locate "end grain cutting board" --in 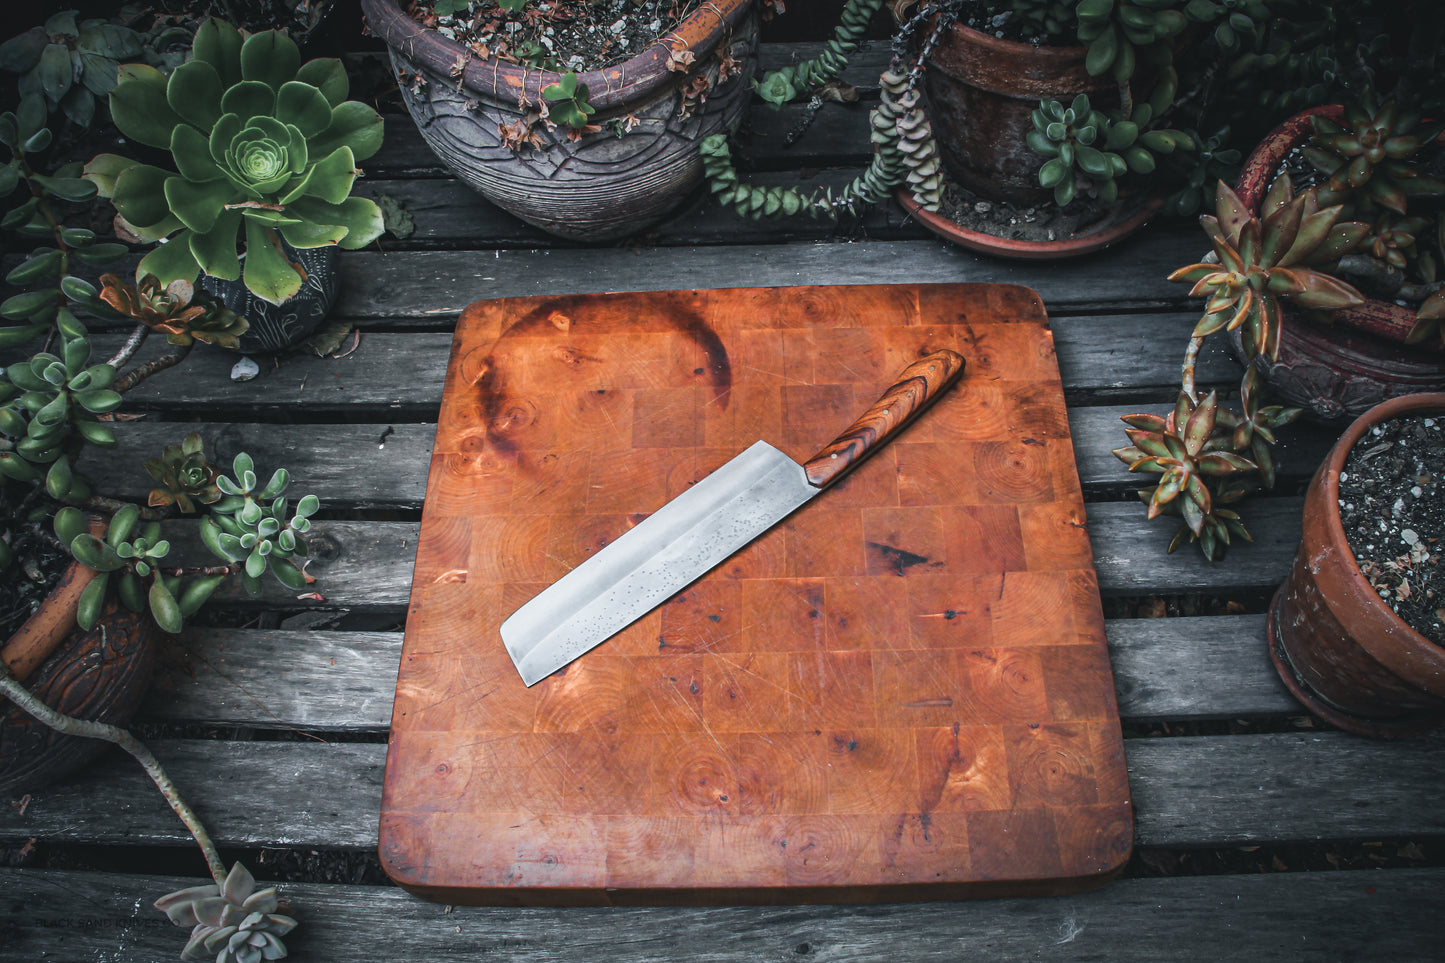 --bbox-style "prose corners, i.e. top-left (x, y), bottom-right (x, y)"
top-left (380, 283), bottom-right (1132, 905)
